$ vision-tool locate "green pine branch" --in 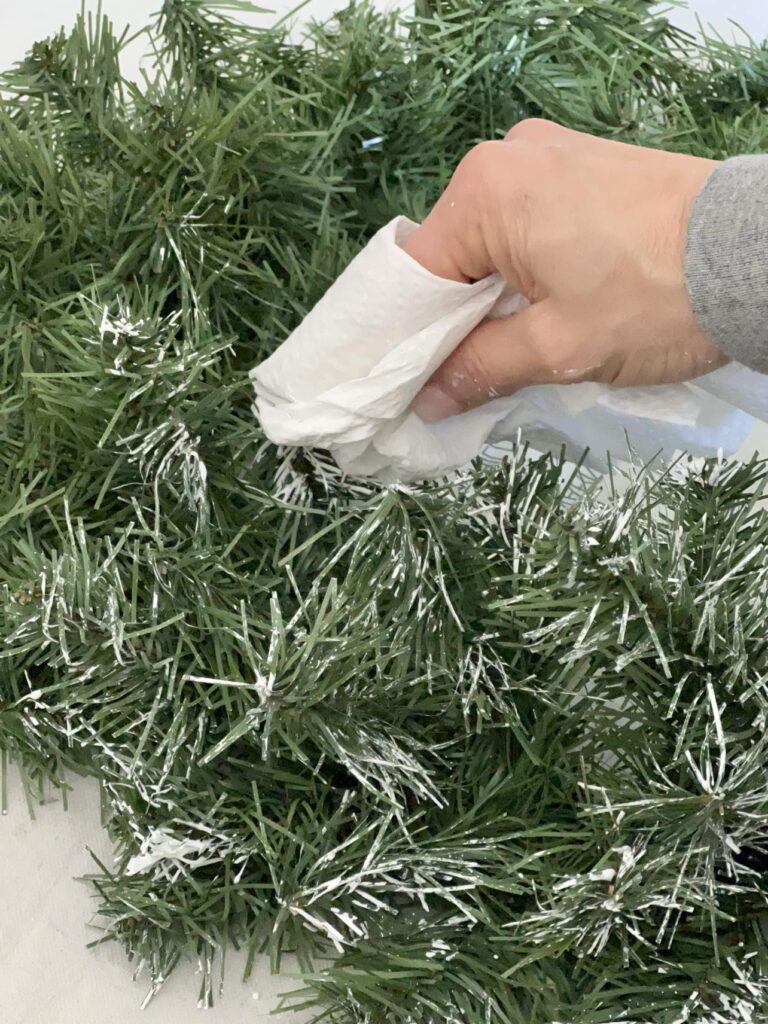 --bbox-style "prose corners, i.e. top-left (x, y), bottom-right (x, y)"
top-left (2, 2), bottom-right (768, 1021)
